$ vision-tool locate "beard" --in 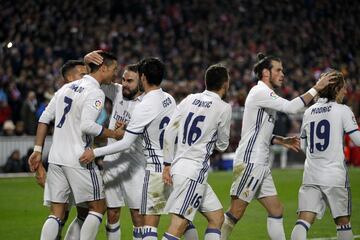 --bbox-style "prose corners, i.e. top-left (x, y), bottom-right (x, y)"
top-left (122, 87), bottom-right (138, 100)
